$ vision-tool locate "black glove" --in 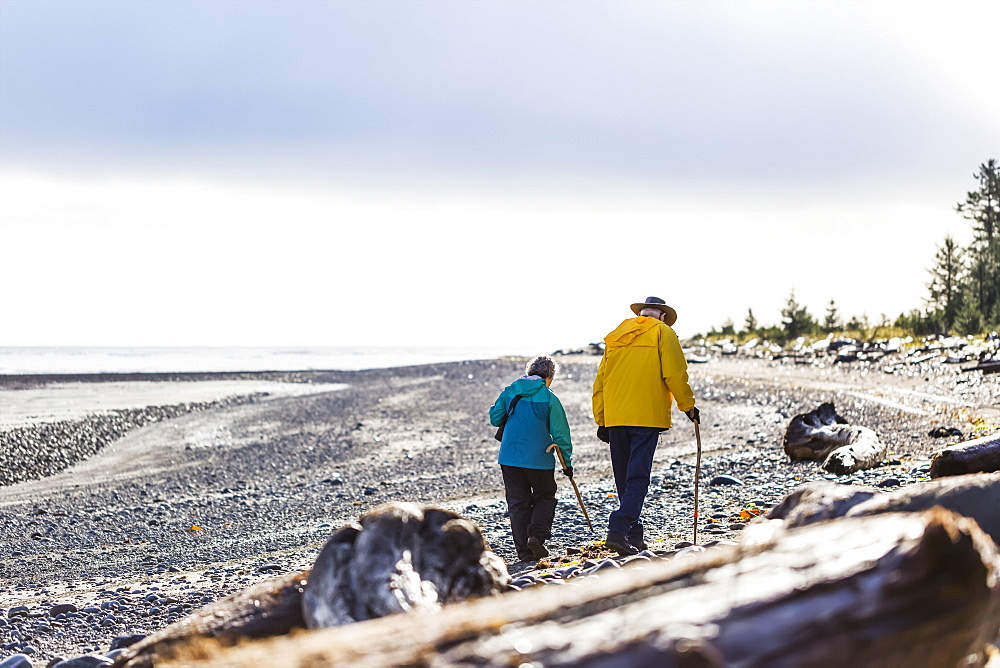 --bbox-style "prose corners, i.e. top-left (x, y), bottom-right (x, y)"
top-left (686, 407), bottom-right (700, 423)
top-left (596, 426), bottom-right (610, 443)
top-left (561, 467), bottom-right (574, 478)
